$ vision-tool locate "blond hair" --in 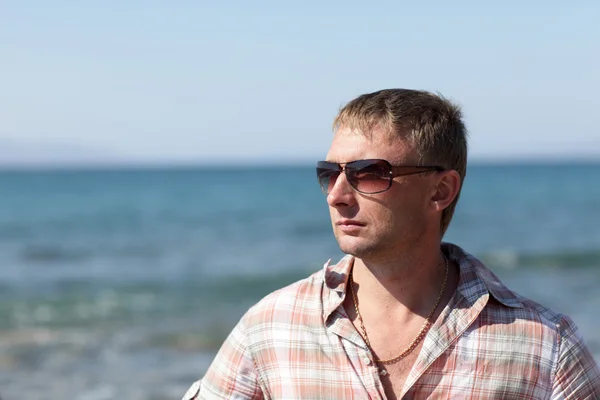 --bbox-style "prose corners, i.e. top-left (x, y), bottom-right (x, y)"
top-left (333, 89), bottom-right (468, 236)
